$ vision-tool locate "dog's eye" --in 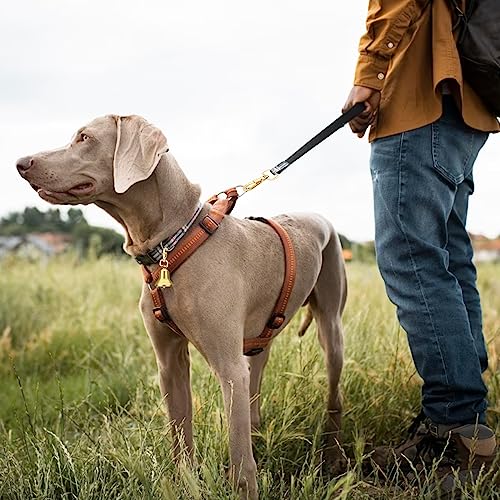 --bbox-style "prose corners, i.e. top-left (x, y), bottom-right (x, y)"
top-left (80, 133), bottom-right (90, 142)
